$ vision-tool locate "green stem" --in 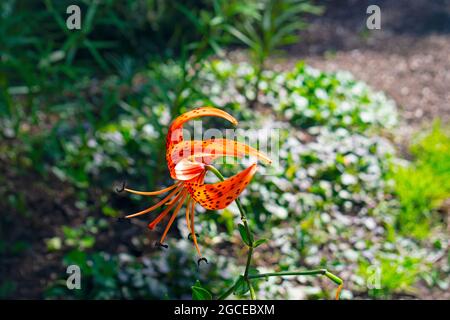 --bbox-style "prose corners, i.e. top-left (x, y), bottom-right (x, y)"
top-left (244, 247), bottom-right (254, 278)
top-left (248, 281), bottom-right (257, 300)
top-left (247, 269), bottom-right (343, 285)
top-left (324, 271), bottom-right (343, 286)
top-left (217, 282), bottom-right (237, 300)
